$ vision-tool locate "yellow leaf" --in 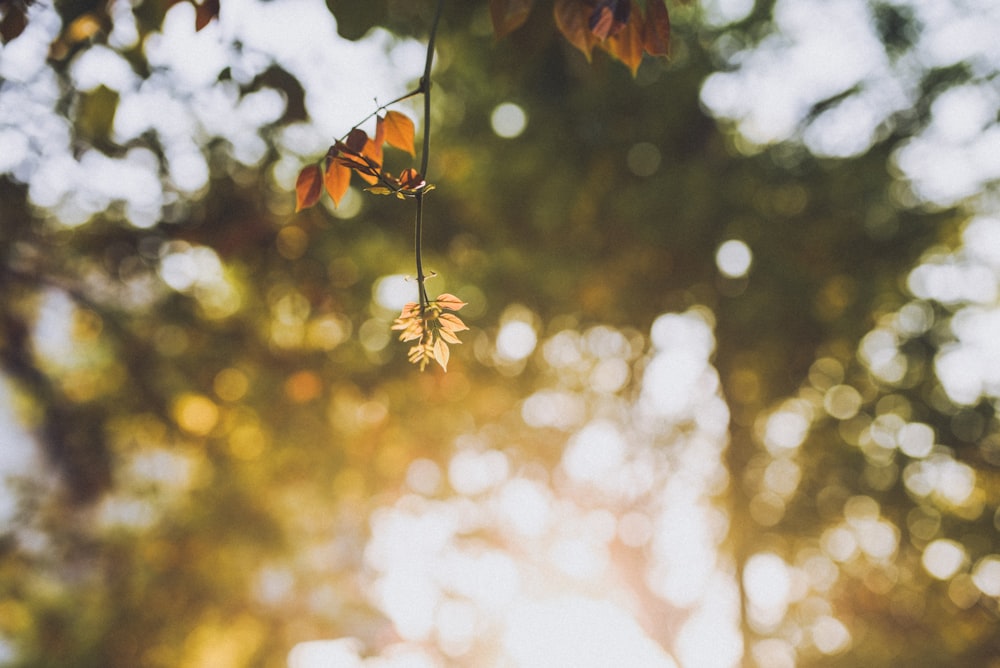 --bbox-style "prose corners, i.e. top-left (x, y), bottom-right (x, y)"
top-left (433, 337), bottom-right (450, 372)
top-left (435, 294), bottom-right (467, 311)
top-left (383, 111), bottom-right (416, 156)
top-left (324, 158), bottom-right (351, 207)
top-left (438, 313), bottom-right (468, 333)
